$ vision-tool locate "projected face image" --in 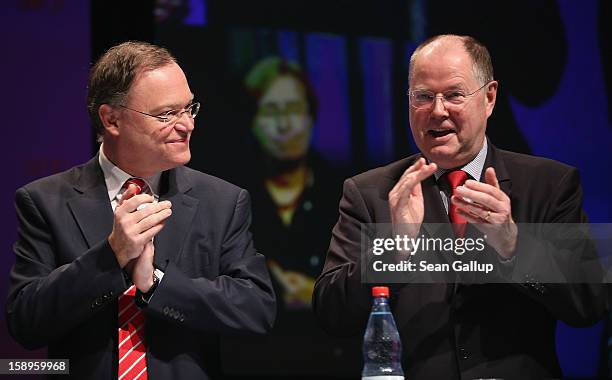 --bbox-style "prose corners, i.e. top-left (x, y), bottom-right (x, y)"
top-left (252, 75), bottom-right (313, 161)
